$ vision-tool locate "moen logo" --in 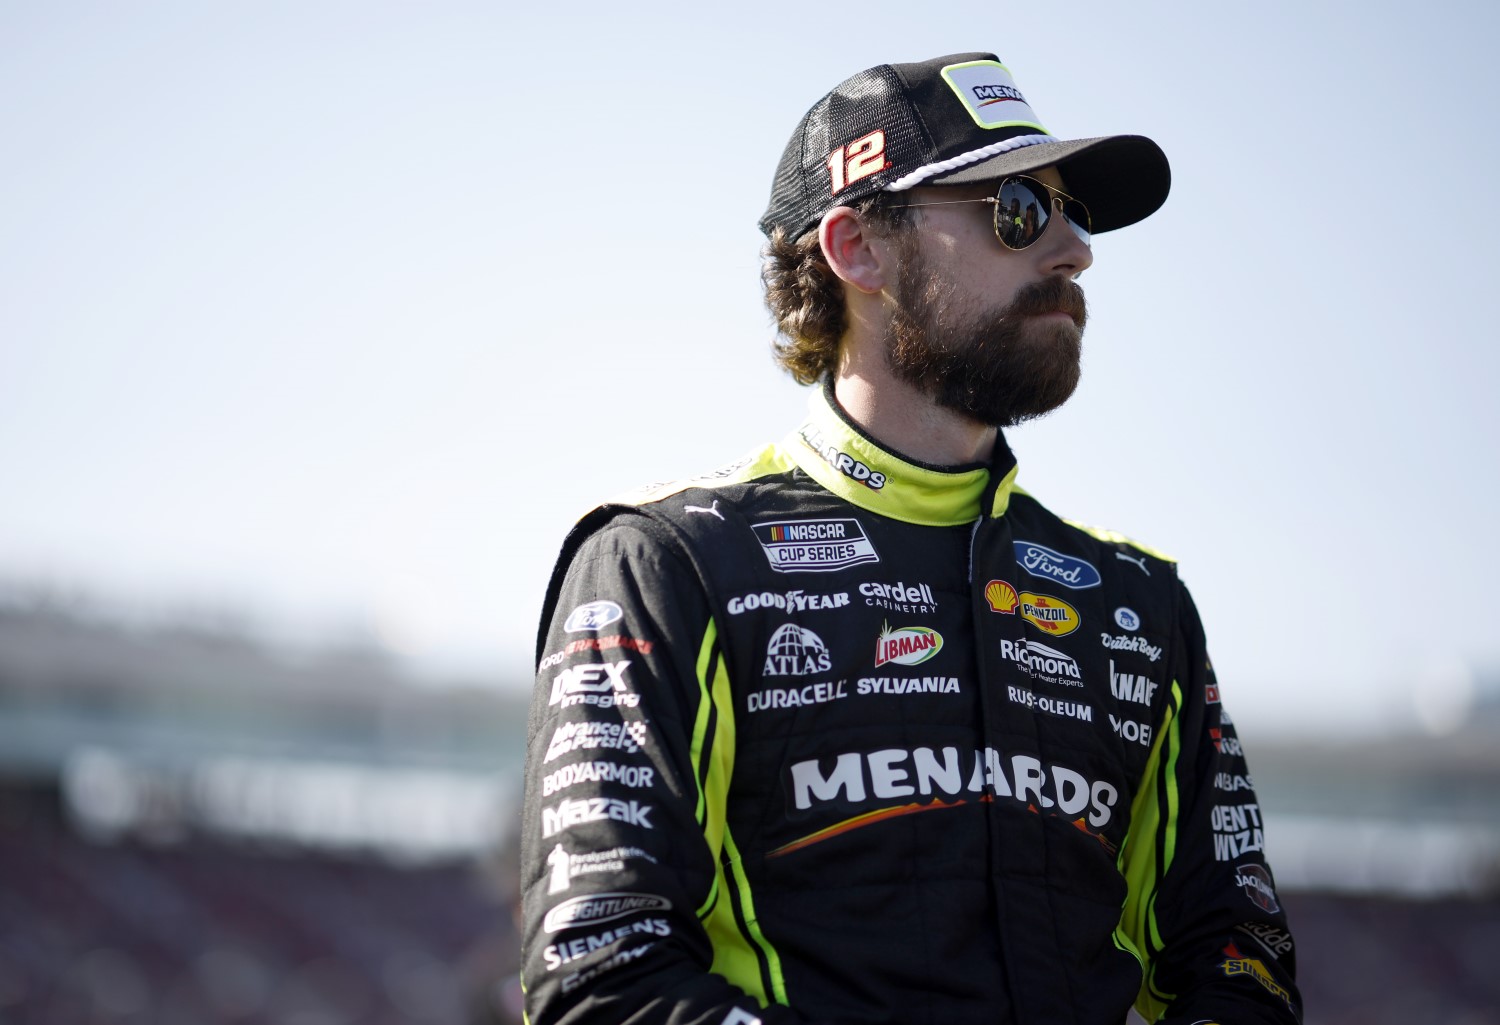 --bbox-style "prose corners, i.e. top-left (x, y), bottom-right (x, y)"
top-left (1018, 591), bottom-right (1080, 637)
top-left (1013, 541), bottom-right (1102, 590)
top-left (764, 623), bottom-right (833, 676)
top-left (752, 518), bottom-right (879, 574)
top-left (874, 624), bottom-right (942, 667)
